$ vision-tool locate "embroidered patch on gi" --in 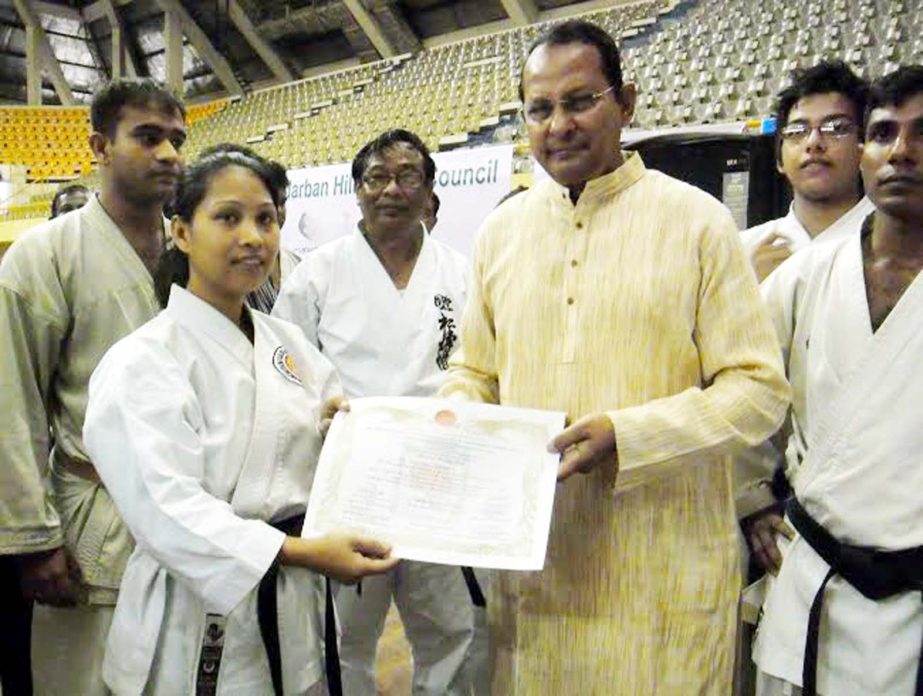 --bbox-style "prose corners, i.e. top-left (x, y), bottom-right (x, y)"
top-left (434, 294), bottom-right (457, 371)
top-left (272, 346), bottom-right (302, 385)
